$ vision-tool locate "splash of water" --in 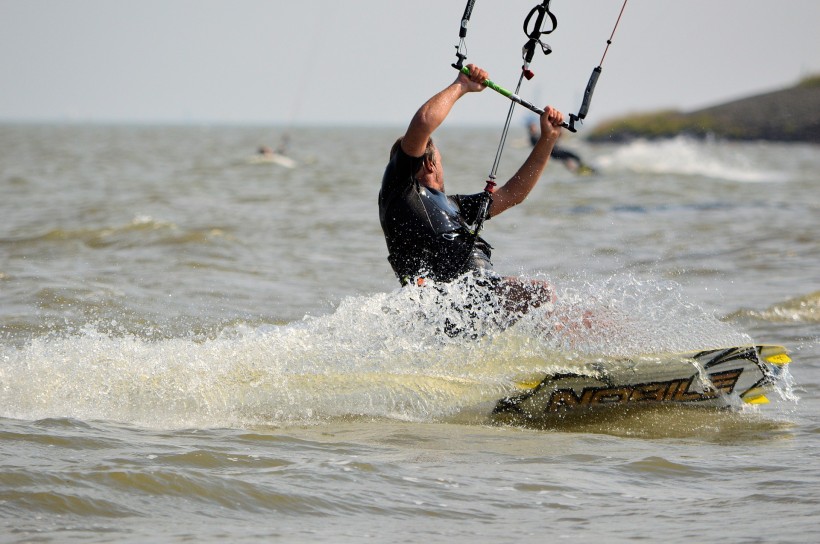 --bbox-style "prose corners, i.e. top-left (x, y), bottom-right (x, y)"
top-left (0, 273), bottom-right (762, 428)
